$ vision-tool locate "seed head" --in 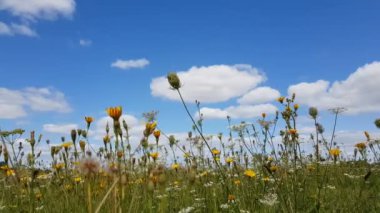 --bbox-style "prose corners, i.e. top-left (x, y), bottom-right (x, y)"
top-left (309, 107), bottom-right (318, 119)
